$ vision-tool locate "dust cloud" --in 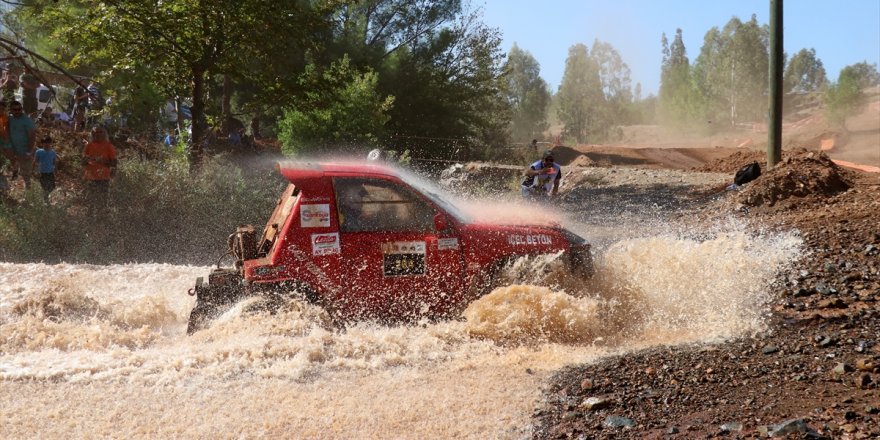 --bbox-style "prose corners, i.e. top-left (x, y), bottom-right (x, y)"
top-left (0, 223), bottom-right (802, 438)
